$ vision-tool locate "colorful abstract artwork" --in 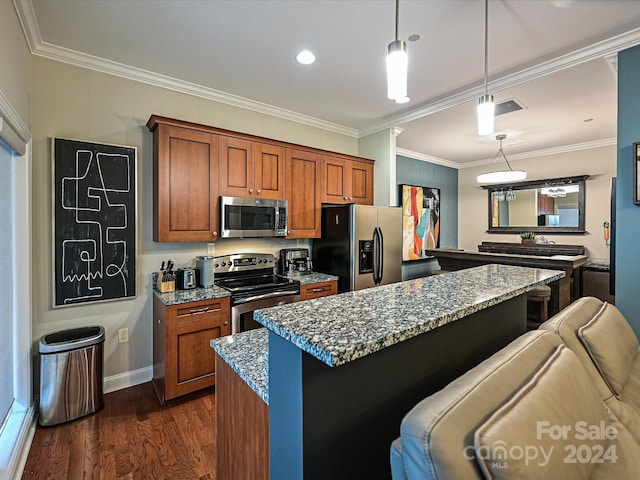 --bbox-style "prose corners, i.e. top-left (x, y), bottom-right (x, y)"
top-left (401, 185), bottom-right (440, 261)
